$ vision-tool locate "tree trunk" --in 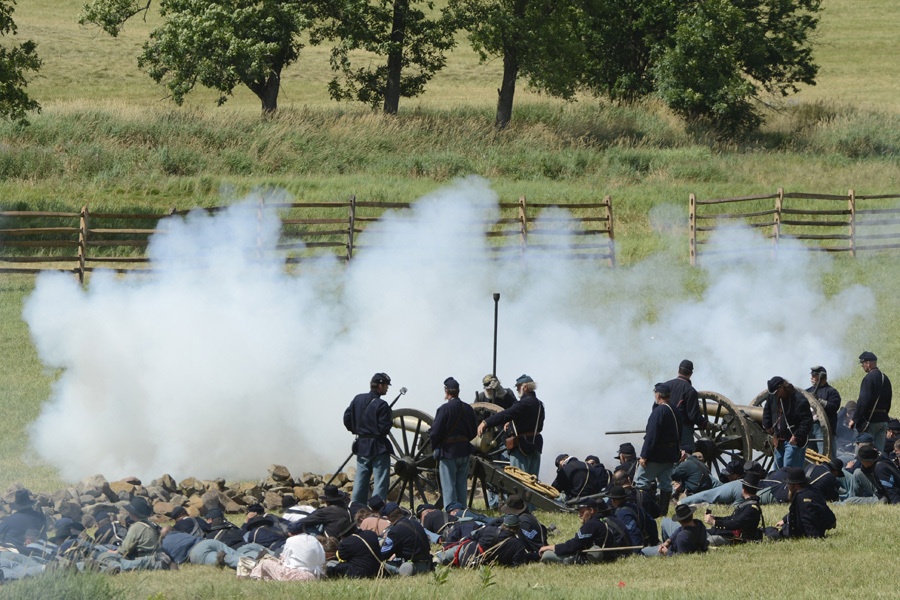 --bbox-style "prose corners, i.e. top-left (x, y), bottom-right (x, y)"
top-left (383, 0), bottom-right (409, 115)
top-left (495, 48), bottom-right (519, 129)
top-left (260, 70), bottom-right (281, 116)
